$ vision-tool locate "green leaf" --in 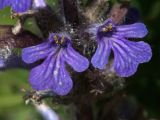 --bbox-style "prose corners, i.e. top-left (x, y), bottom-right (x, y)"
top-left (0, 7), bottom-right (17, 25)
top-left (24, 18), bottom-right (43, 38)
top-left (0, 95), bottom-right (22, 108)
